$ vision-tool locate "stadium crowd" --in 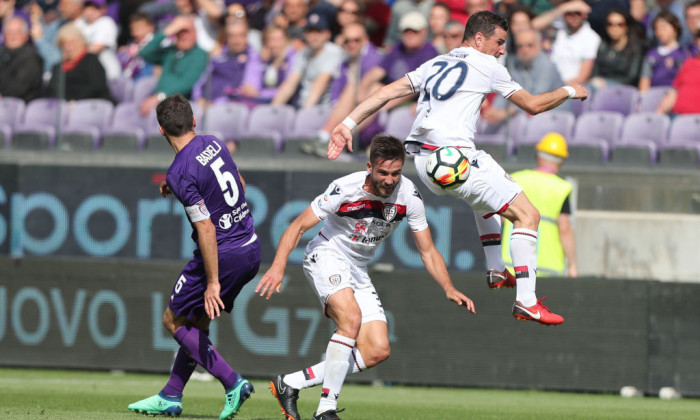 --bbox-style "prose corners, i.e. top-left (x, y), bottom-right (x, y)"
top-left (0, 0), bottom-right (699, 157)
